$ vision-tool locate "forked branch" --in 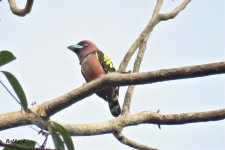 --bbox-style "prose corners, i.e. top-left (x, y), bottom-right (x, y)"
top-left (120, 0), bottom-right (191, 118)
